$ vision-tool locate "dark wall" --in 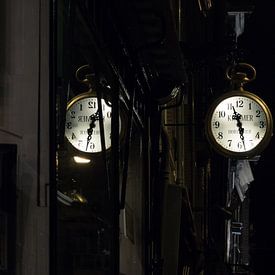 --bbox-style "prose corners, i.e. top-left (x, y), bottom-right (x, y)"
top-left (238, 1), bottom-right (275, 273)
